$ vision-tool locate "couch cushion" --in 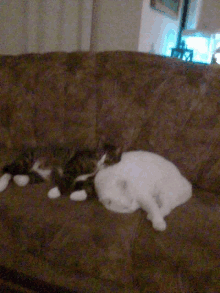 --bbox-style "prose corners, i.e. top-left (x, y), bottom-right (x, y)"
top-left (0, 52), bottom-right (97, 149)
top-left (1, 51), bottom-right (220, 193)
top-left (0, 154), bottom-right (142, 292)
top-left (133, 187), bottom-right (220, 292)
top-left (96, 51), bottom-right (220, 193)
